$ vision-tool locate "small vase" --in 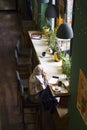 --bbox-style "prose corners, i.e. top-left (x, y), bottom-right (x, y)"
top-left (42, 26), bottom-right (50, 37)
